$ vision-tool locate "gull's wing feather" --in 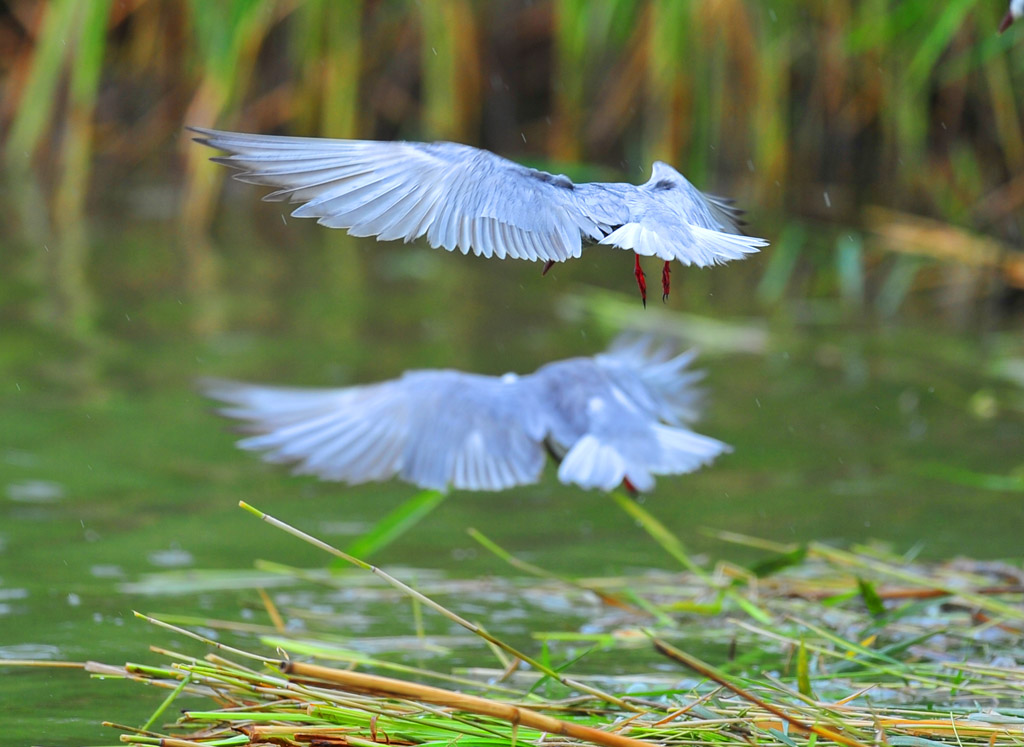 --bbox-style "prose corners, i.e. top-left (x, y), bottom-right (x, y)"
top-left (200, 372), bottom-right (546, 492)
top-left (596, 334), bottom-right (706, 426)
top-left (190, 127), bottom-right (613, 262)
top-left (397, 372), bottom-right (547, 490)
top-left (557, 426), bottom-right (728, 492)
top-left (533, 348), bottom-right (730, 492)
top-left (701, 193), bottom-right (748, 231)
top-left (599, 214), bottom-right (767, 265)
top-left (201, 378), bottom-right (413, 484)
